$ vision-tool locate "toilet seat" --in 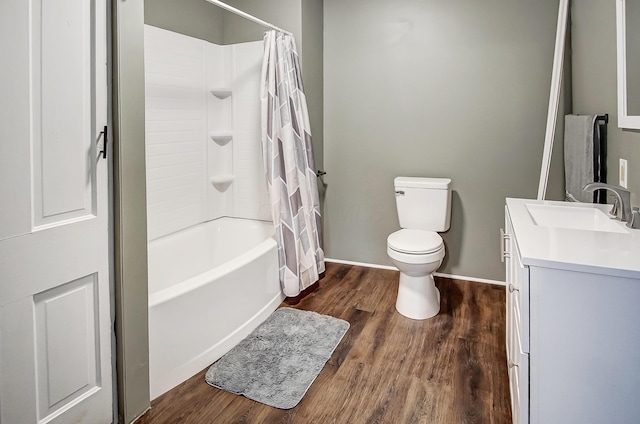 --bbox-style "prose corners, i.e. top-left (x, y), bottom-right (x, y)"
top-left (387, 229), bottom-right (443, 254)
top-left (387, 244), bottom-right (445, 265)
